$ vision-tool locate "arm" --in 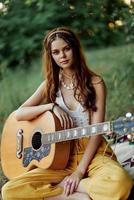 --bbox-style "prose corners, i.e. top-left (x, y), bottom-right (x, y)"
top-left (64, 76), bottom-right (106, 195)
top-left (76, 76), bottom-right (106, 175)
top-left (16, 81), bottom-right (54, 121)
